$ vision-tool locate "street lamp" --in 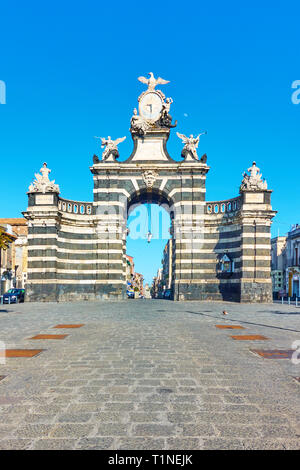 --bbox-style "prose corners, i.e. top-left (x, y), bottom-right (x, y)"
top-left (14, 265), bottom-right (19, 288)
